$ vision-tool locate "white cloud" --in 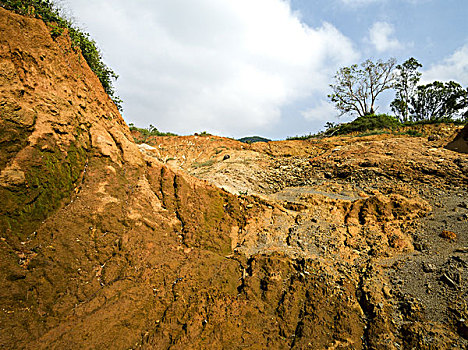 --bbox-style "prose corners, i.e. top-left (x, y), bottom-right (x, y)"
top-left (422, 44), bottom-right (468, 85)
top-left (339, 0), bottom-right (426, 6)
top-left (65, 0), bottom-right (359, 137)
top-left (301, 100), bottom-right (338, 122)
top-left (368, 21), bottom-right (403, 52)
top-left (340, 0), bottom-right (382, 5)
